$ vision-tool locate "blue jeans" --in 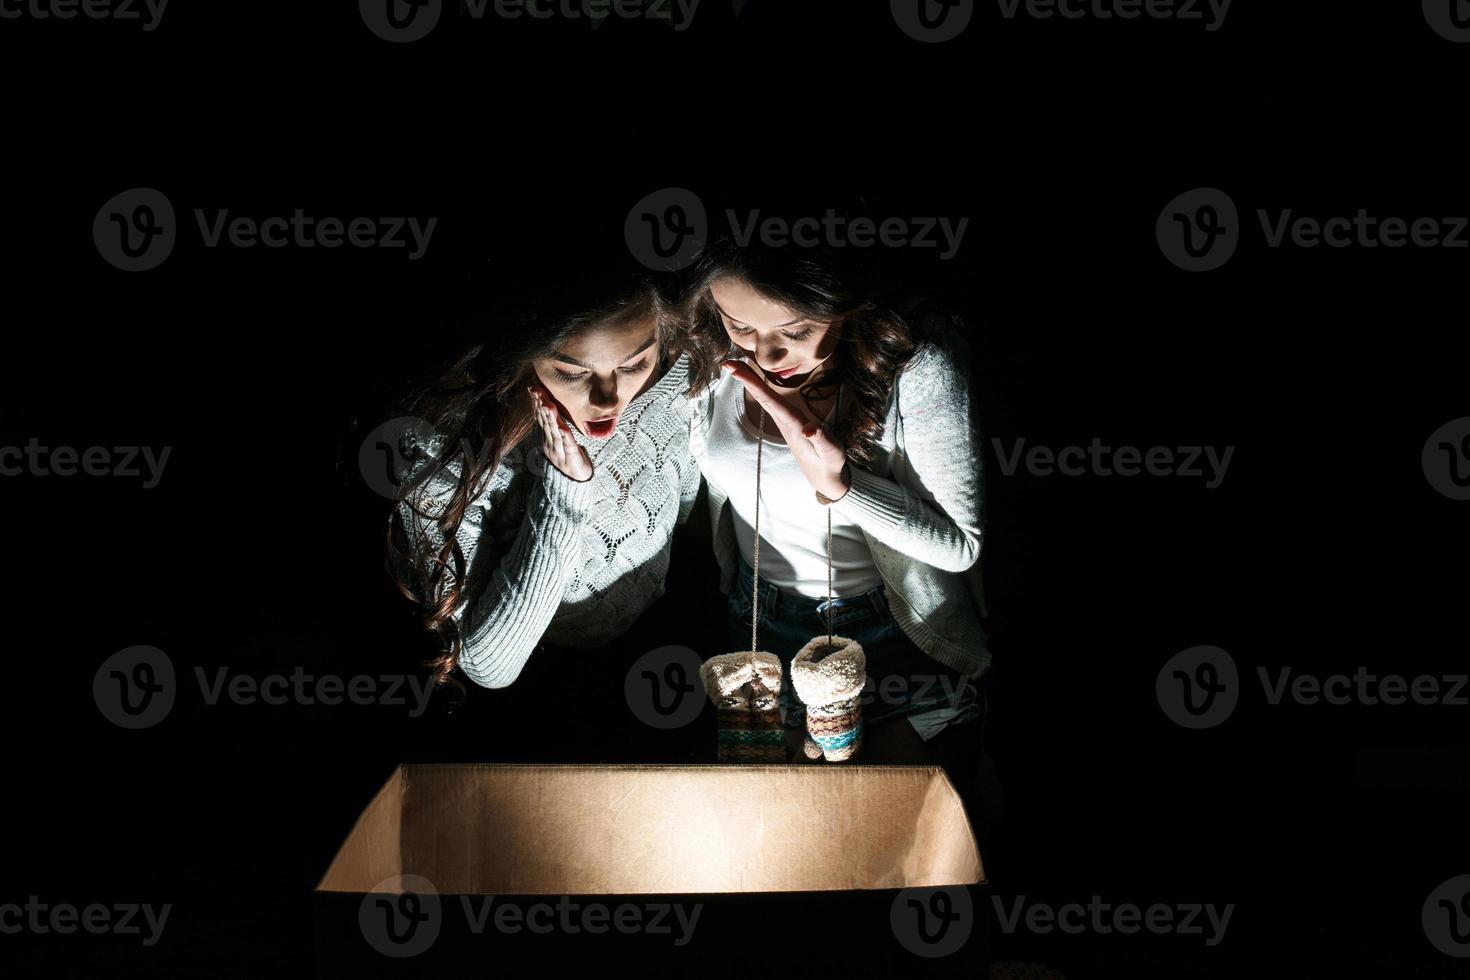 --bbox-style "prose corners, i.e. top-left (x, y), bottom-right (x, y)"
top-left (725, 558), bottom-right (982, 740)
